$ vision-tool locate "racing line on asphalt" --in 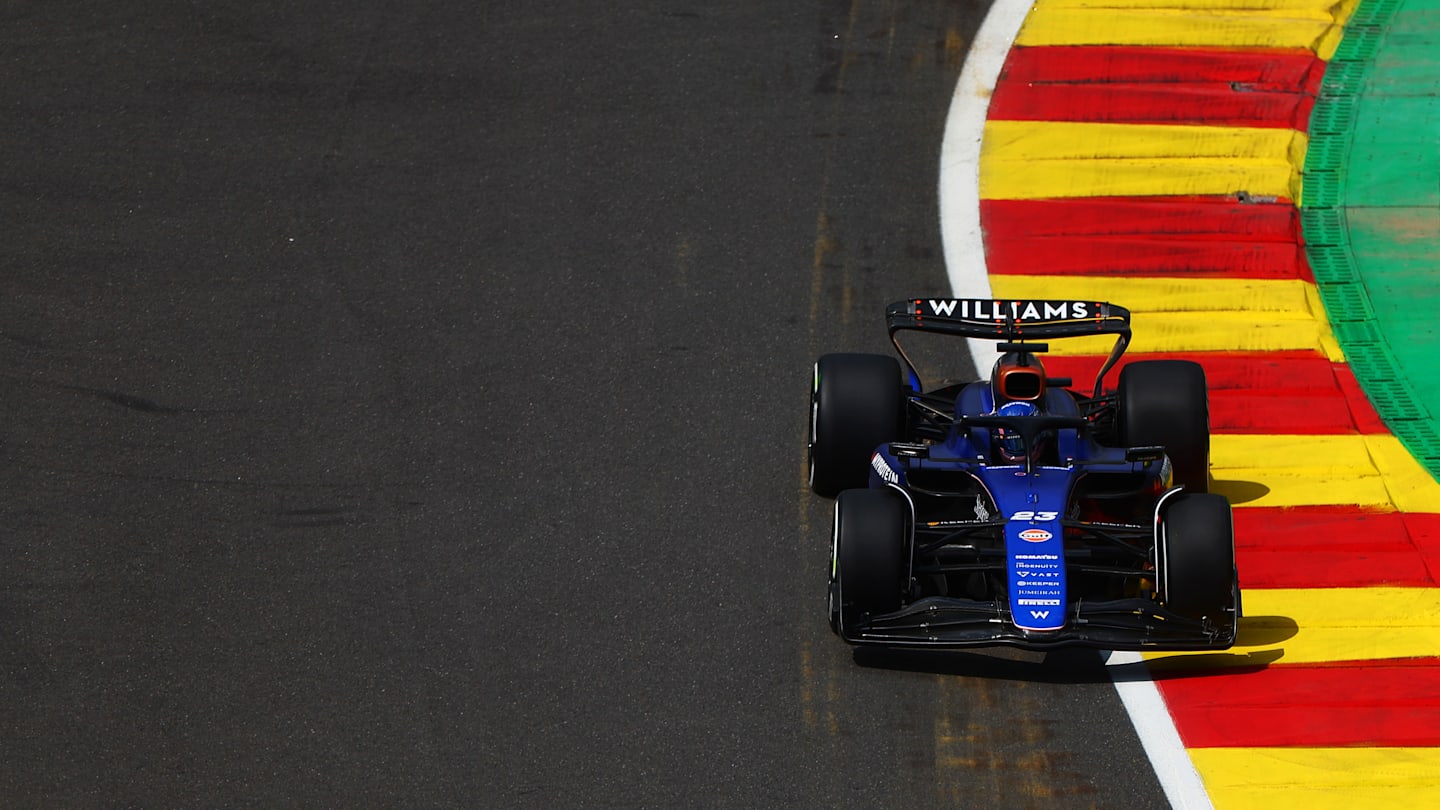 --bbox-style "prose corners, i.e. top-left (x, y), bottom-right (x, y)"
top-left (944, 1), bottom-right (1440, 807)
